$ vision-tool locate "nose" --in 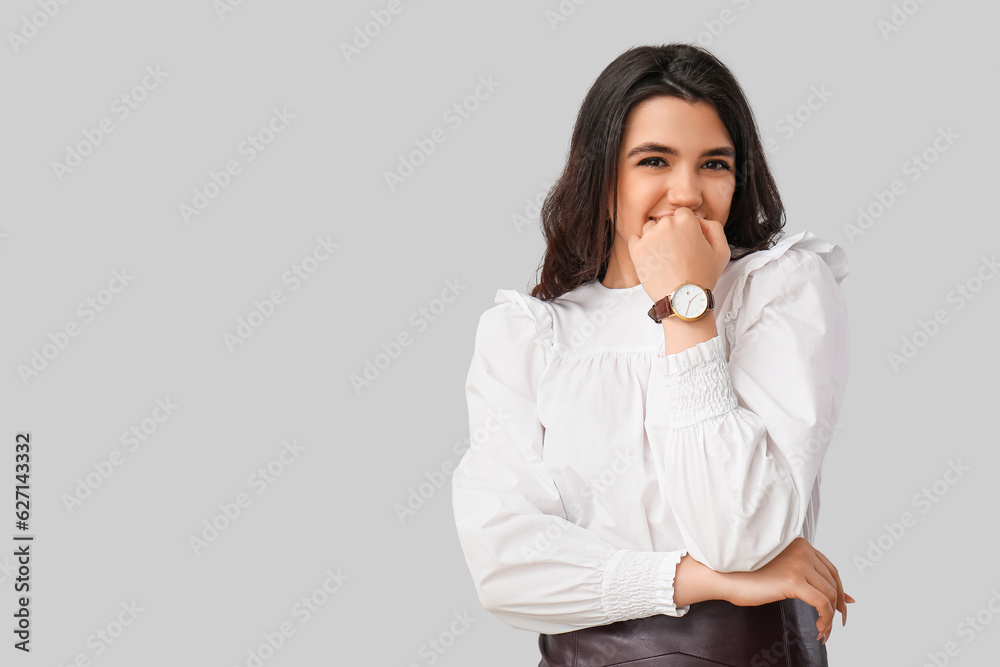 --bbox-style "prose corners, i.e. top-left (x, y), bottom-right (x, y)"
top-left (664, 169), bottom-right (702, 210)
